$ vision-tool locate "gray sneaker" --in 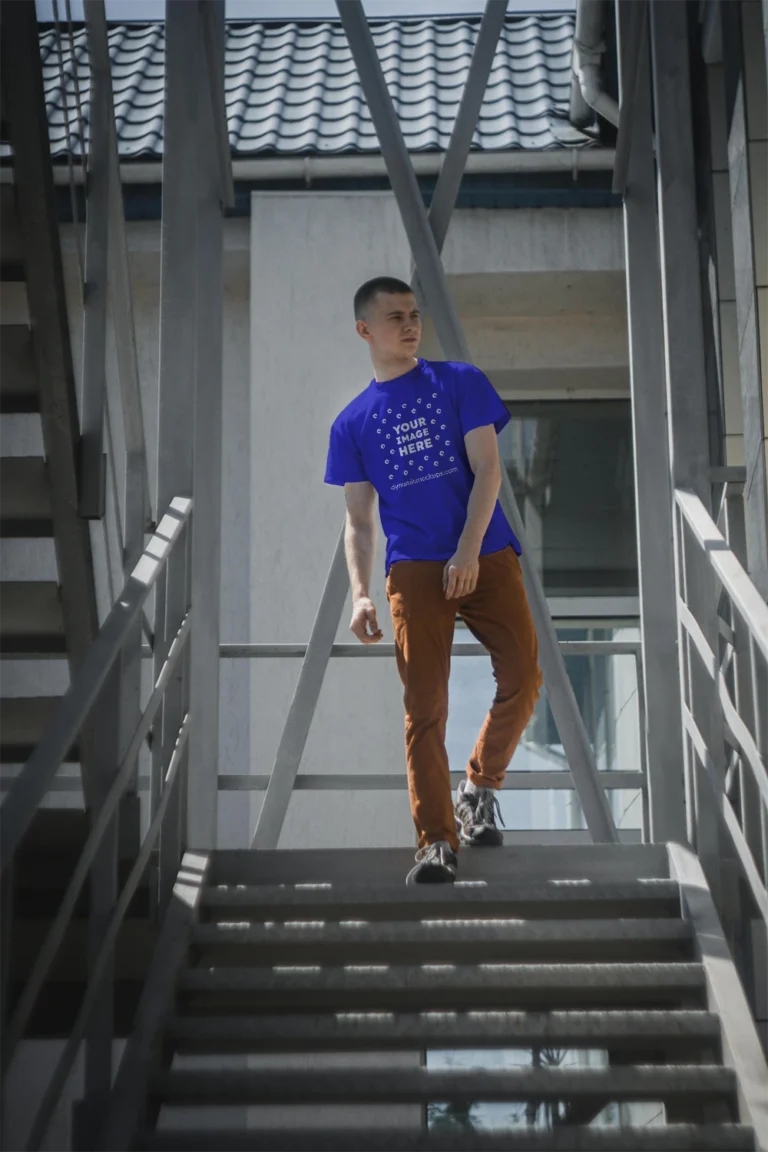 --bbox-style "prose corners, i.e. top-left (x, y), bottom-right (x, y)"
top-left (455, 779), bottom-right (505, 846)
top-left (405, 840), bottom-right (458, 885)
